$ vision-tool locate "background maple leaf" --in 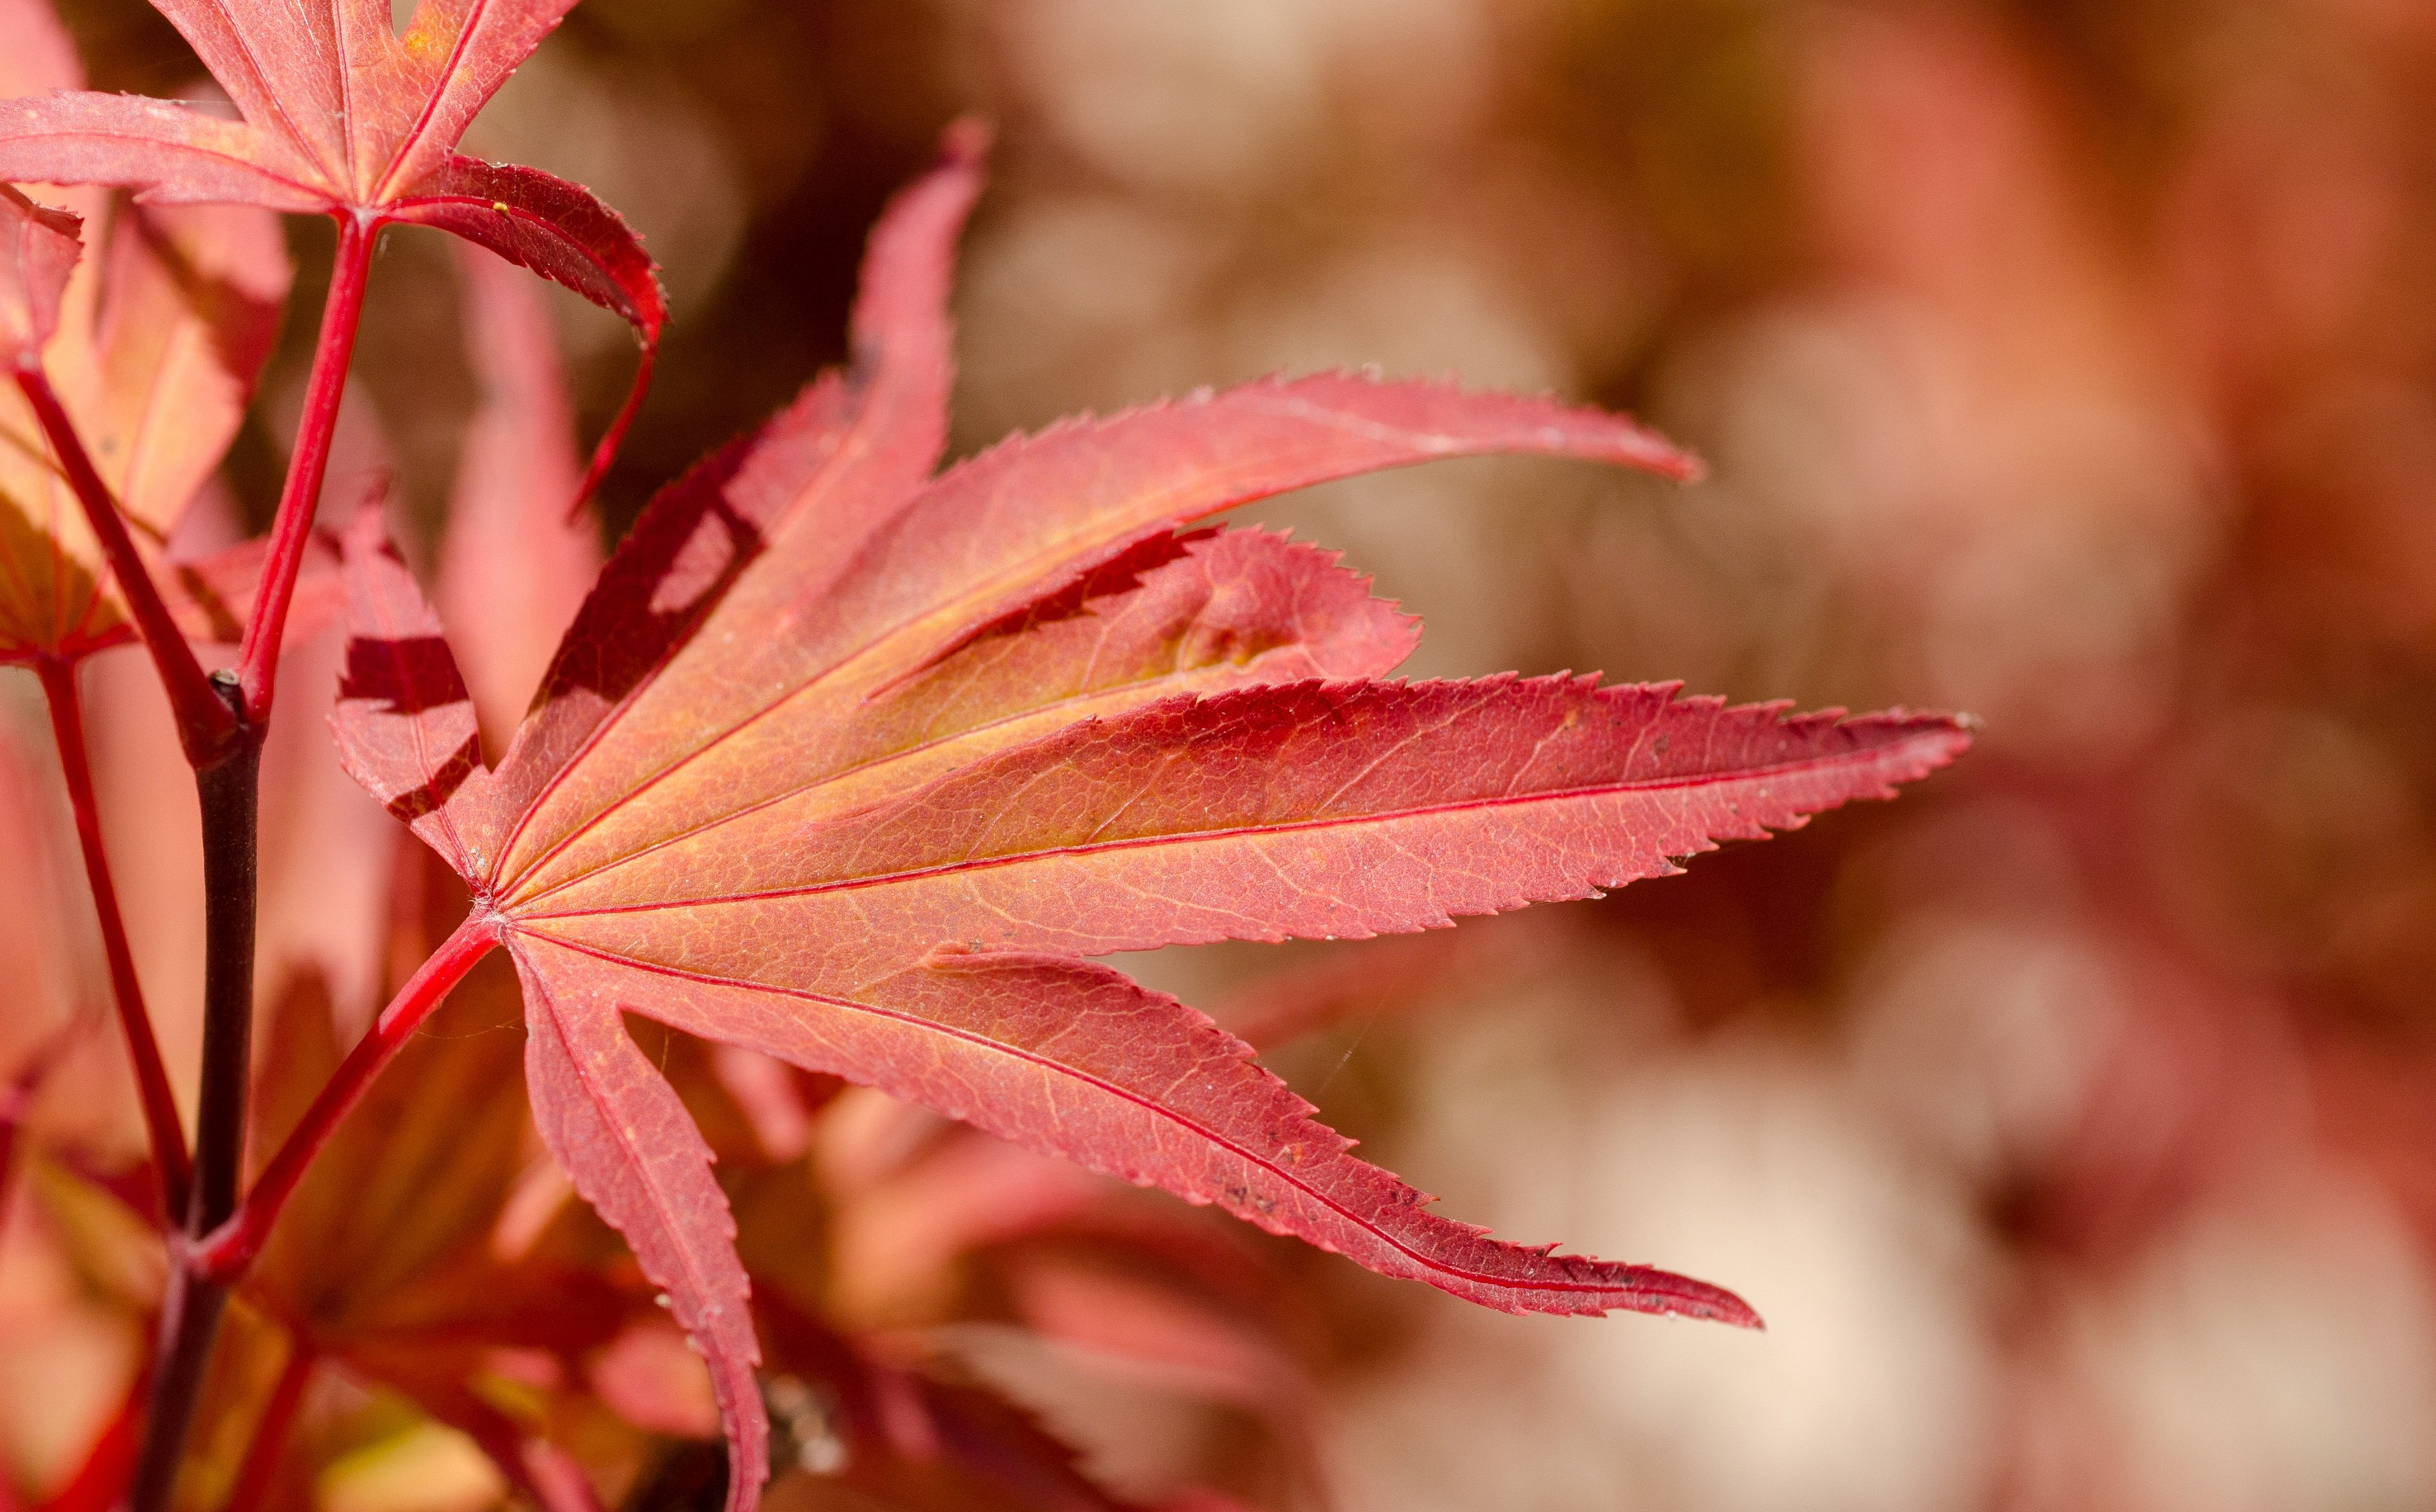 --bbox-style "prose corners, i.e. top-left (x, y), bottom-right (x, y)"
top-left (0, 6), bottom-right (298, 667)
